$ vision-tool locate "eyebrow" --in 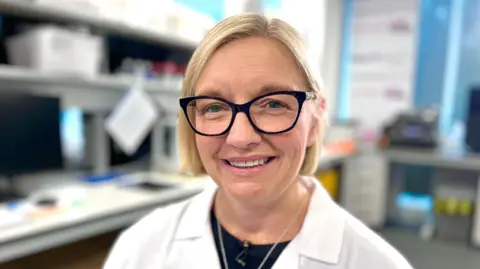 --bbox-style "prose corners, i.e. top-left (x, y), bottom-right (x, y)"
top-left (195, 87), bottom-right (228, 98)
top-left (195, 83), bottom-right (297, 99)
top-left (257, 84), bottom-right (297, 95)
